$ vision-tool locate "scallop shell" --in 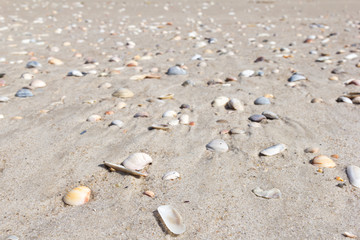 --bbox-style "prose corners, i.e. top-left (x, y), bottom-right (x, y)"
top-left (252, 187), bottom-right (281, 199)
top-left (103, 161), bottom-right (147, 177)
top-left (206, 139), bottom-right (229, 153)
top-left (29, 79), bottom-right (46, 88)
top-left (162, 171), bottom-right (180, 180)
top-left (63, 186), bottom-right (91, 206)
top-left (227, 98), bottom-right (244, 111)
top-left (112, 88), bottom-right (134, 98)
top-left (179, 114), bottom-right (190, 125)
top-left (211, 96), bottom-right (229, 107)
top-left (346, 165), bottom-right (360, 188)
top-left (122, 153), bottom-right (152, 171)
top-left (162, 110), bottom-right (177, 118)
top-left (260, 144), bottom-right (286, 156)
top-left (157, 205), bottom-right (186, 235)
top-left (311, 155), bottom-right (336, 168)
